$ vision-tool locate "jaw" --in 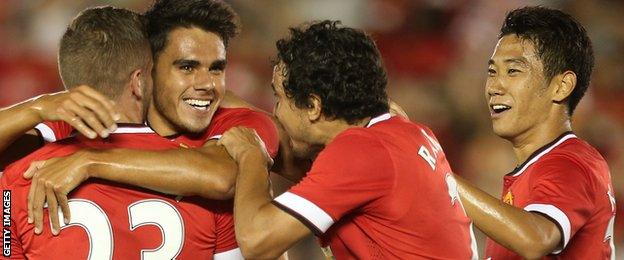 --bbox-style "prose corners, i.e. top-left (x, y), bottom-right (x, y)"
top-left (175, 97), bottom-right (224, 134)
